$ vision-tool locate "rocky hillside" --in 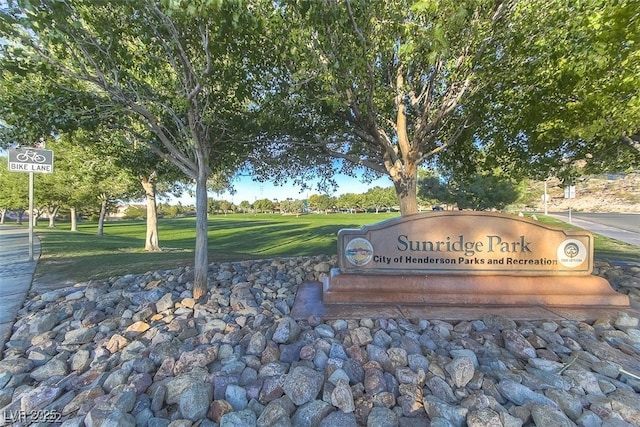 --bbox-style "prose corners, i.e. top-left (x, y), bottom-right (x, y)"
top-left (524, 173), bottom-right (640, 213)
